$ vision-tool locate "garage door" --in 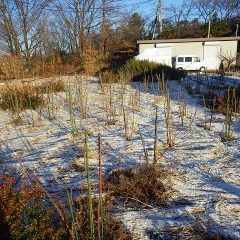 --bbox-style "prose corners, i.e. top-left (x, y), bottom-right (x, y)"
top-left (203, 41), bottom-right (220, 70)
